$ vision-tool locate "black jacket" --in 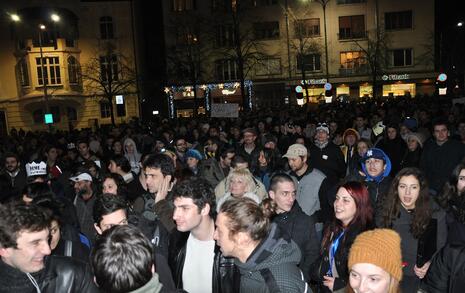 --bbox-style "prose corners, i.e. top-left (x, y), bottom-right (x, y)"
top-left (310, 225), bottom-right (366, 292)
top-left (0, 255), bottom-right (99, 293)
top-left (420, 139), bottom-right (465, 194)
top-left (420, 244), bottom-right (465, 293)
top-left (309, 142), bottom-right (346, 185)
top-left (171, 237), bottom-right (239, 293)
top-left (272, 202), bottom-right (320, 281)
